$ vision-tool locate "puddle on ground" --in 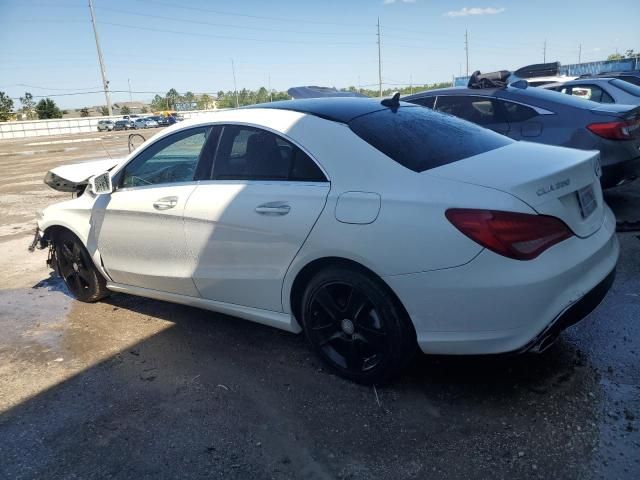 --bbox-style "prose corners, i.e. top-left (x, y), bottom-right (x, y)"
top-left (0, 277), bottom-right (173, 412)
